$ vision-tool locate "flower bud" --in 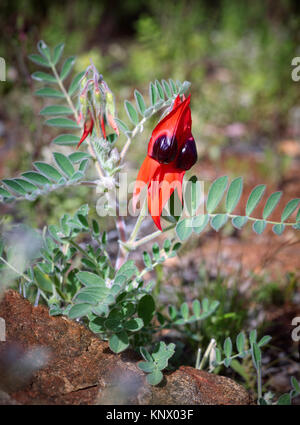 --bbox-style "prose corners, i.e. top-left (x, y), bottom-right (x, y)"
top-left (106, 91), bottom-right (114, 108)
top-left (80, 76), bottom-right (88, 89)
top-left (94, 87), bottom-right (101, 103)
